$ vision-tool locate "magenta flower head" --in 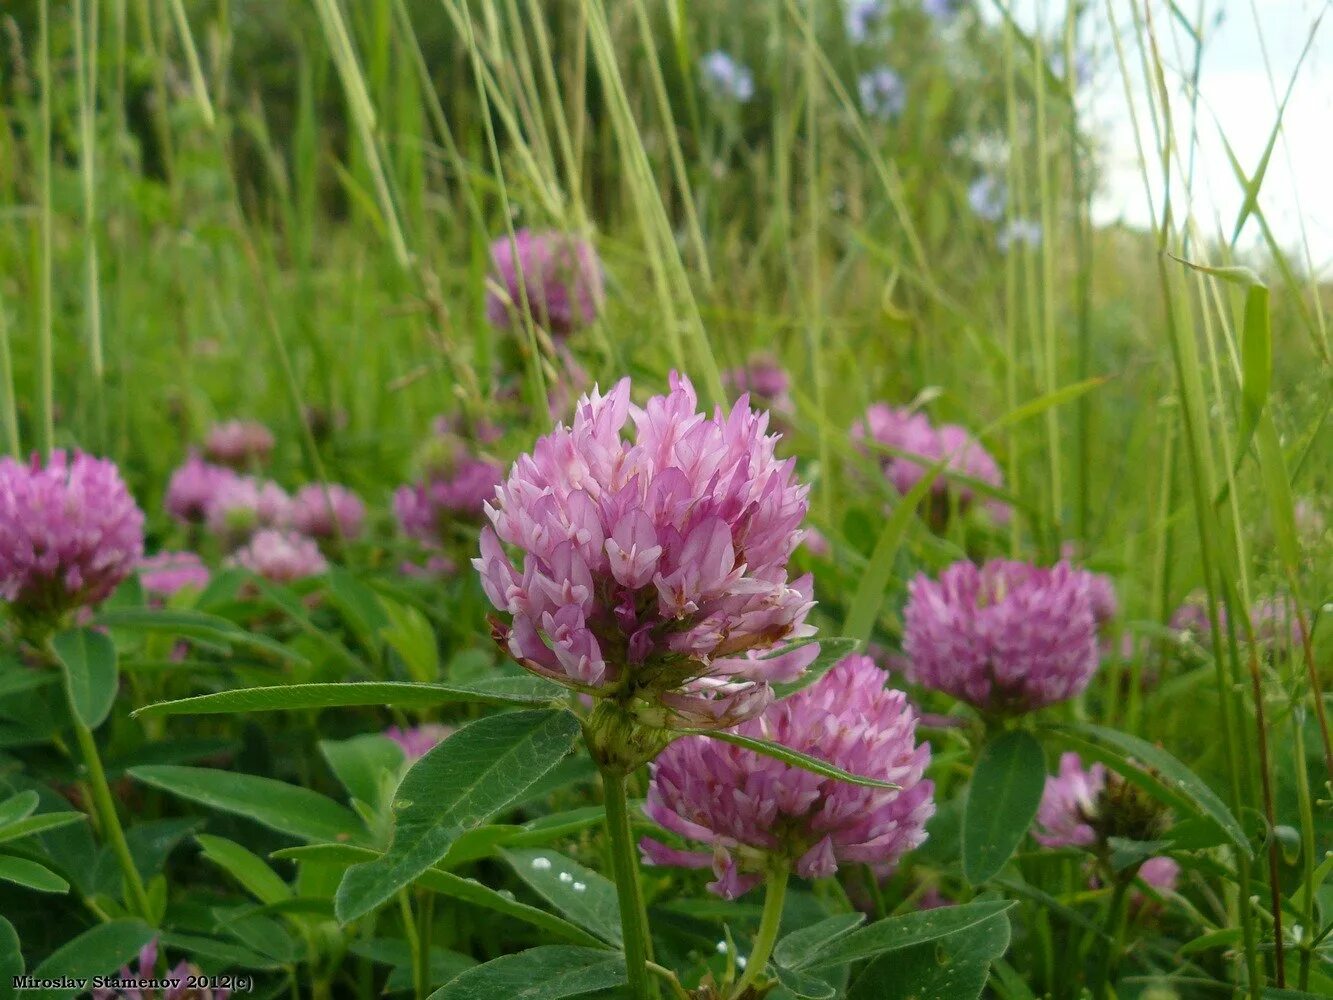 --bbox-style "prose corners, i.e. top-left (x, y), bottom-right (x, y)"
top-left (291, 483), bottom-right (366, 541)
top-left (1137, 856), bottom-right (1180, 894)
top-left (205, 419), bottom-right (275, 469)
top-left (639, 655), bottom-right (934, 899)
top-left (474, 374), bottom-right (816, 740)
top-left (1034, 752), bottom-right (1104, 848)
top-left (206, 476), bottom-right (291, 545)
top-left (138, 551), bottom-right (210, 600)
top-left (91, 938), bottom-right (230, 1000)
top-left (485, 229), bottom-right (604, 339)
top-left (395, 460), bottom-right (504, 549)
top-left (164, 452), bottom-right (238, 525)
top-left (229, 529), bottom-right (328, 583)
top-left (0, 451), bottom-right (144, 624)
top-left (853, 405), bottom-right (1006, 525)
top-left (384, 723), bottom-right (453, 762)
top-left (722, 356), bottom-right (794, 416)
top-left (903, 559), bottom-right (1100, 714)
